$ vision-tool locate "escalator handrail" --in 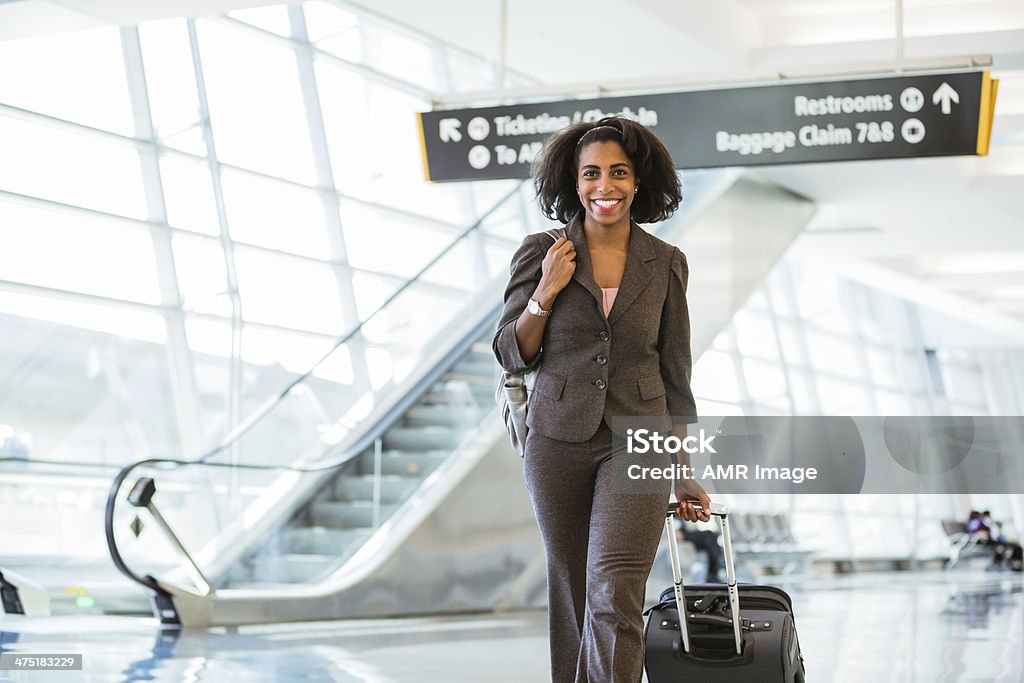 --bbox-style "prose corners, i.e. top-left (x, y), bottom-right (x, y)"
top-left (0, 457), bottom-right (122, 470)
